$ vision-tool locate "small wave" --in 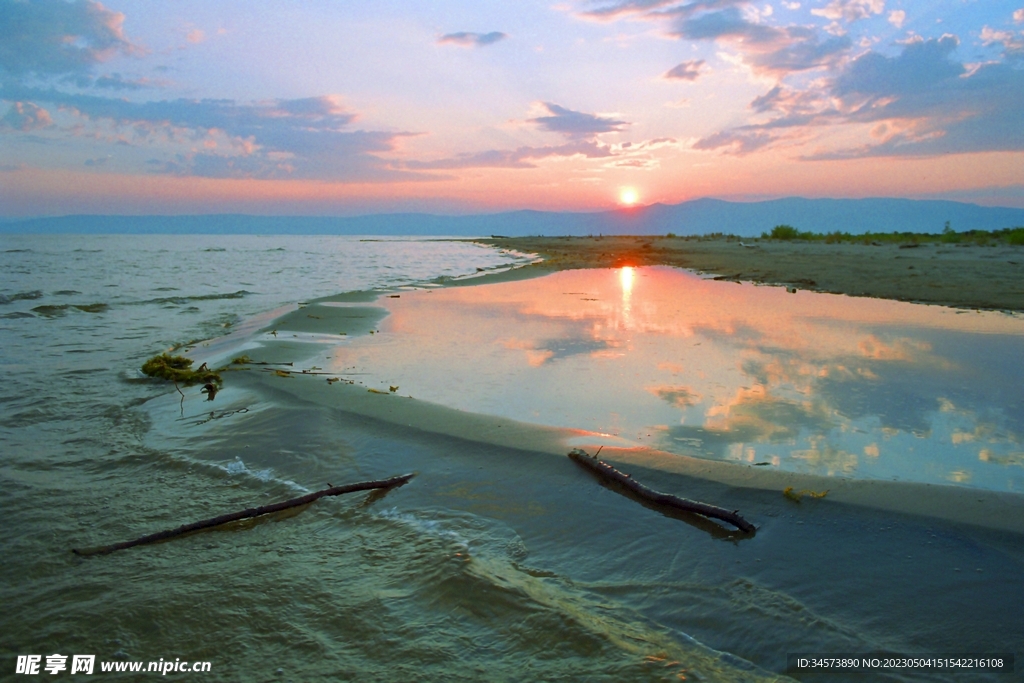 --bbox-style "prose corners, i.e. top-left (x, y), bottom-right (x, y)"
top-left (203, 247), bottom-right (227, 252)
top-left (219, 457), bottom-right (308, 493)
top-left (0, 311), bottom-right (35, 319)
top-left (54, 290), bottom-right (81, 296)
top-left (0, 290), bottom-right (44, 305)
top-left (4, 249), bottom-right (31, 253)
top-left (377, 508), bottom-right (471, 550)
top-left (31, 304), bottom-right (69, 317)
top-left (29, 302), bottom-right (108, 316)
top-left (72, 303), bottom-right (109, 313)
top-left (132, 290), bottom-right (254, 306)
